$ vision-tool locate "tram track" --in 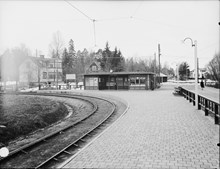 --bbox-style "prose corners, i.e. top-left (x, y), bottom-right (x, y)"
top-left (0, 92), bottom-right (117, 168)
